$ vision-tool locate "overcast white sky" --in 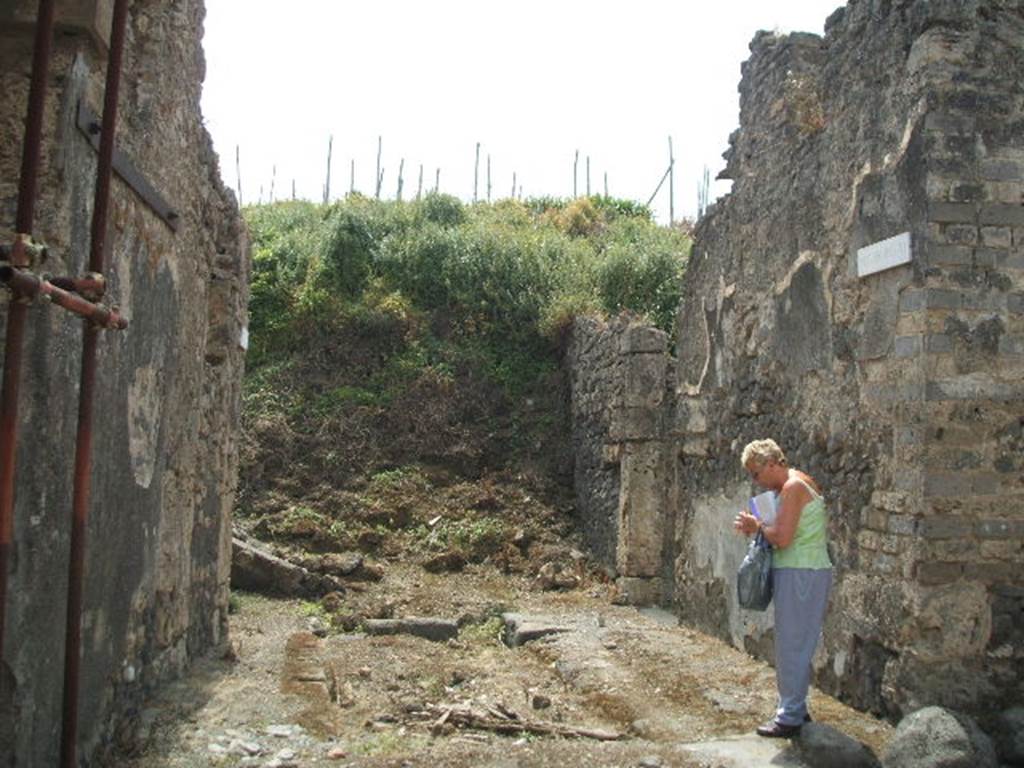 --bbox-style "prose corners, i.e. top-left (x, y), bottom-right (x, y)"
top-left (201, 1), bottom-right (842, 222)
